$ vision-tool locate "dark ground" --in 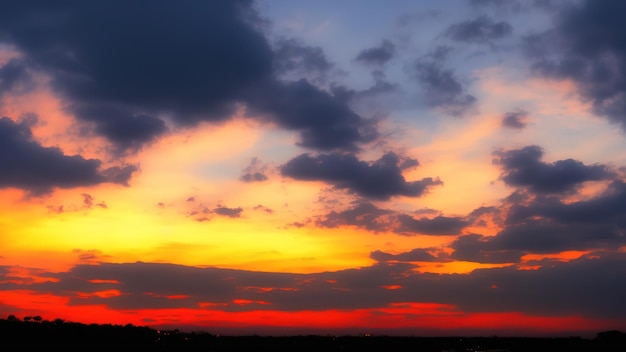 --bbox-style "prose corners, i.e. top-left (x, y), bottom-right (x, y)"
top-left (1, 316), bottom-right (625, 351)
